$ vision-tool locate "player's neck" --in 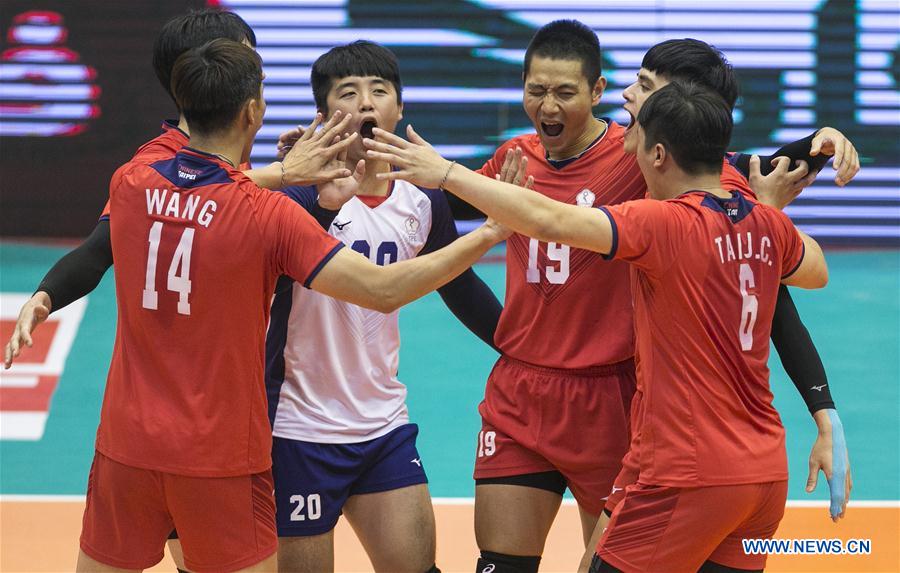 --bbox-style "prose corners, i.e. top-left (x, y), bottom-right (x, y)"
top-left (187, 131), bottom-right (245, 170)
top-left (177, 114), bottom-right (189, 136)
top-left (652, 171), bottom-right (725, 200)
top-left (547, 117), bottom-right (606, 161)
top-left (357, 158), bottom-right (392, 196)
